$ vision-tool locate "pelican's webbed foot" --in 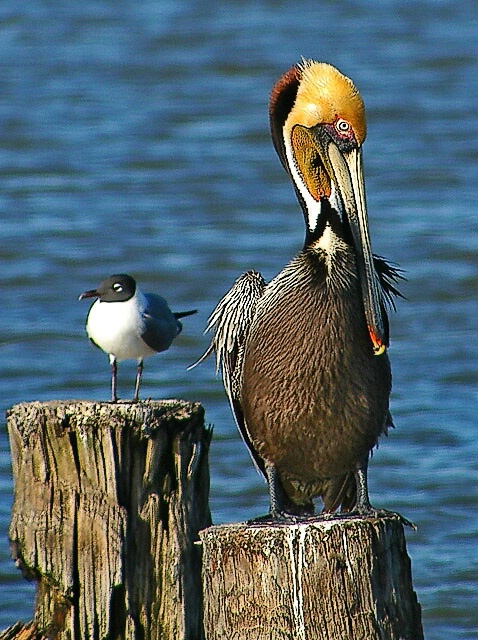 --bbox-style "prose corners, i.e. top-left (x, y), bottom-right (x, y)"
top-left (351, 460), bottom-right (416, 529)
